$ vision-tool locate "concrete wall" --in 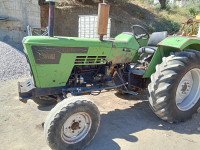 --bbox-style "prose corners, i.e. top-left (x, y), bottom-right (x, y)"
top-left (52, 6), bottom-right (147, 38)
top-left (0, 0), bottom-right (41, 43)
